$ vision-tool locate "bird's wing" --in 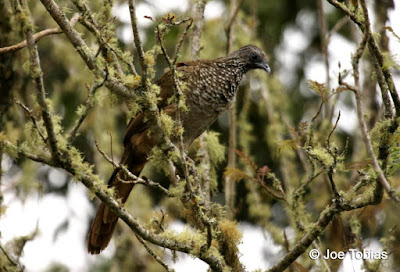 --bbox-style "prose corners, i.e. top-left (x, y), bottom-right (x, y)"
top-left (123, 62), bottom-right (199, 146)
